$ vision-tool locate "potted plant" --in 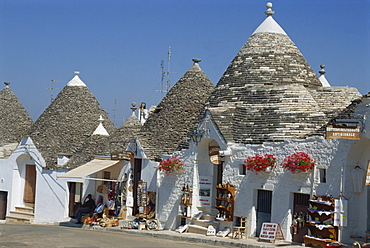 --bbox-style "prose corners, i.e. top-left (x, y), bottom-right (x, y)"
top-left (282, 152), bottom-right (315, 174)
top-left (157, 156), bottom-right (185, 175)
top-left (243, 154), bottom-right (276, 173)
